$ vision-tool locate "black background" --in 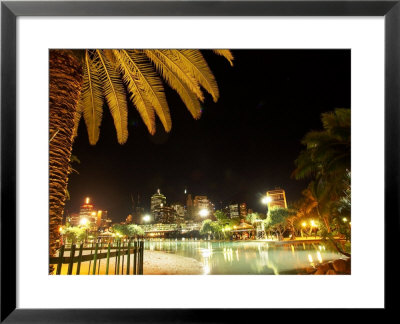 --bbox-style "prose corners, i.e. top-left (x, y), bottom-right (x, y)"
top-left (66, 50), bottom-right (350, 222)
